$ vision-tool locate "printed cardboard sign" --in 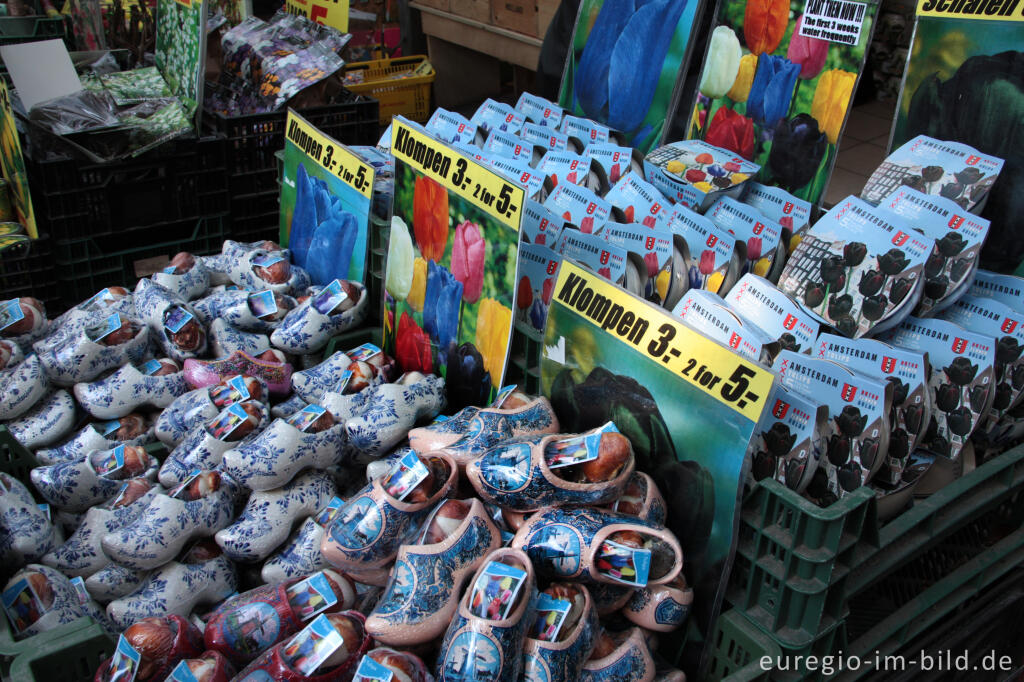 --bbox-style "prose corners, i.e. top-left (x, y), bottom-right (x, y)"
top-left (750, 382), bottom-right (827, 493)
top-left (383, 118), bottom-right (523, 402)
top-left (154, 0), bottom-right (207, 130)
top-left (727, 273), bottom-right (819, 353)
top-left (283, 0), bottom-right (350, 32)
